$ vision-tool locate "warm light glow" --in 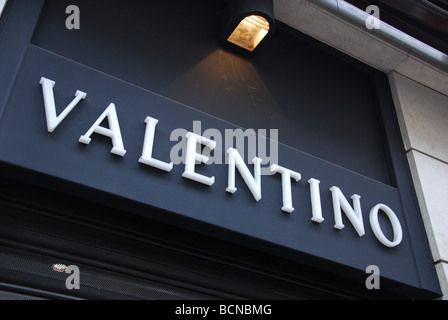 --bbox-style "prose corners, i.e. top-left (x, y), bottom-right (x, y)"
top-left (227, 15), bottom-right (270, 52)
